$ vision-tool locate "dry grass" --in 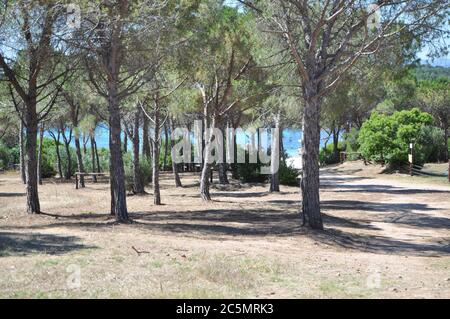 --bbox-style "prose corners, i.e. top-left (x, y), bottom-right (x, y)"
top-left (0, 164), bottom-right (449, 298)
